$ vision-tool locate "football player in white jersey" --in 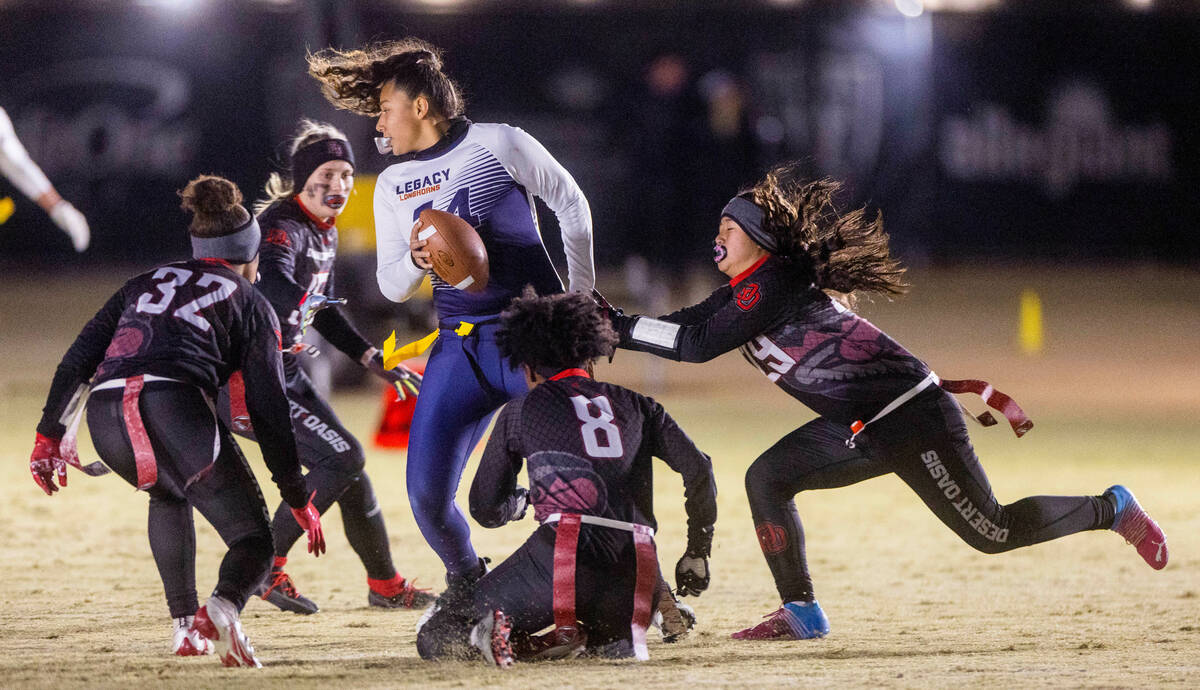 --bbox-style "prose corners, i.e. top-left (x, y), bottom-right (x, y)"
top-left (0, 105), bottom-right (89, 251)
top-left (308, 38), bottom-right (595, 606)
